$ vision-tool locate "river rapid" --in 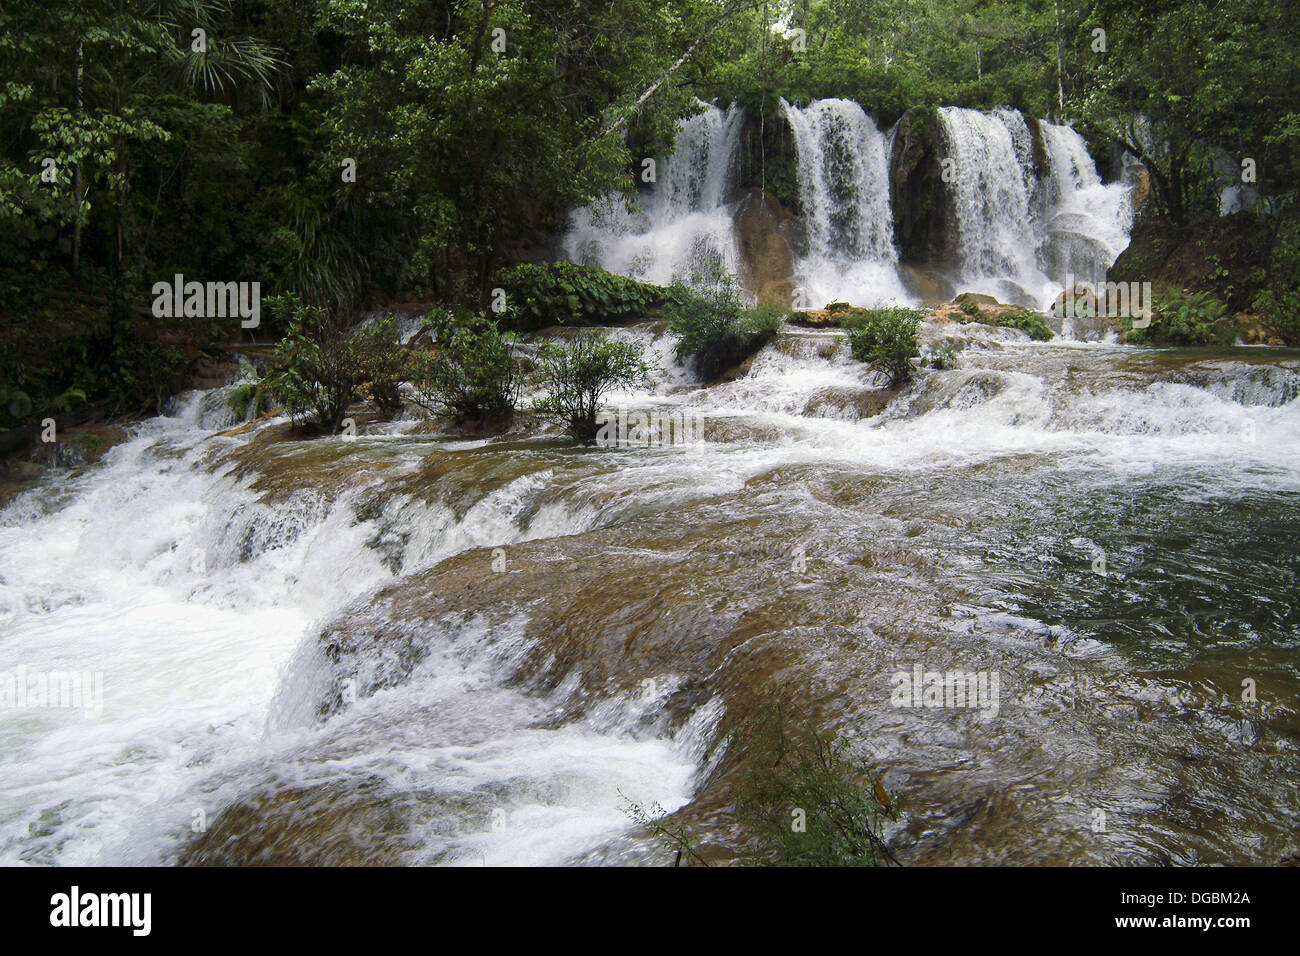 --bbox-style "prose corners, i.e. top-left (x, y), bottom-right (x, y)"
top-left (1, 318), bottom-right (1297, 865)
